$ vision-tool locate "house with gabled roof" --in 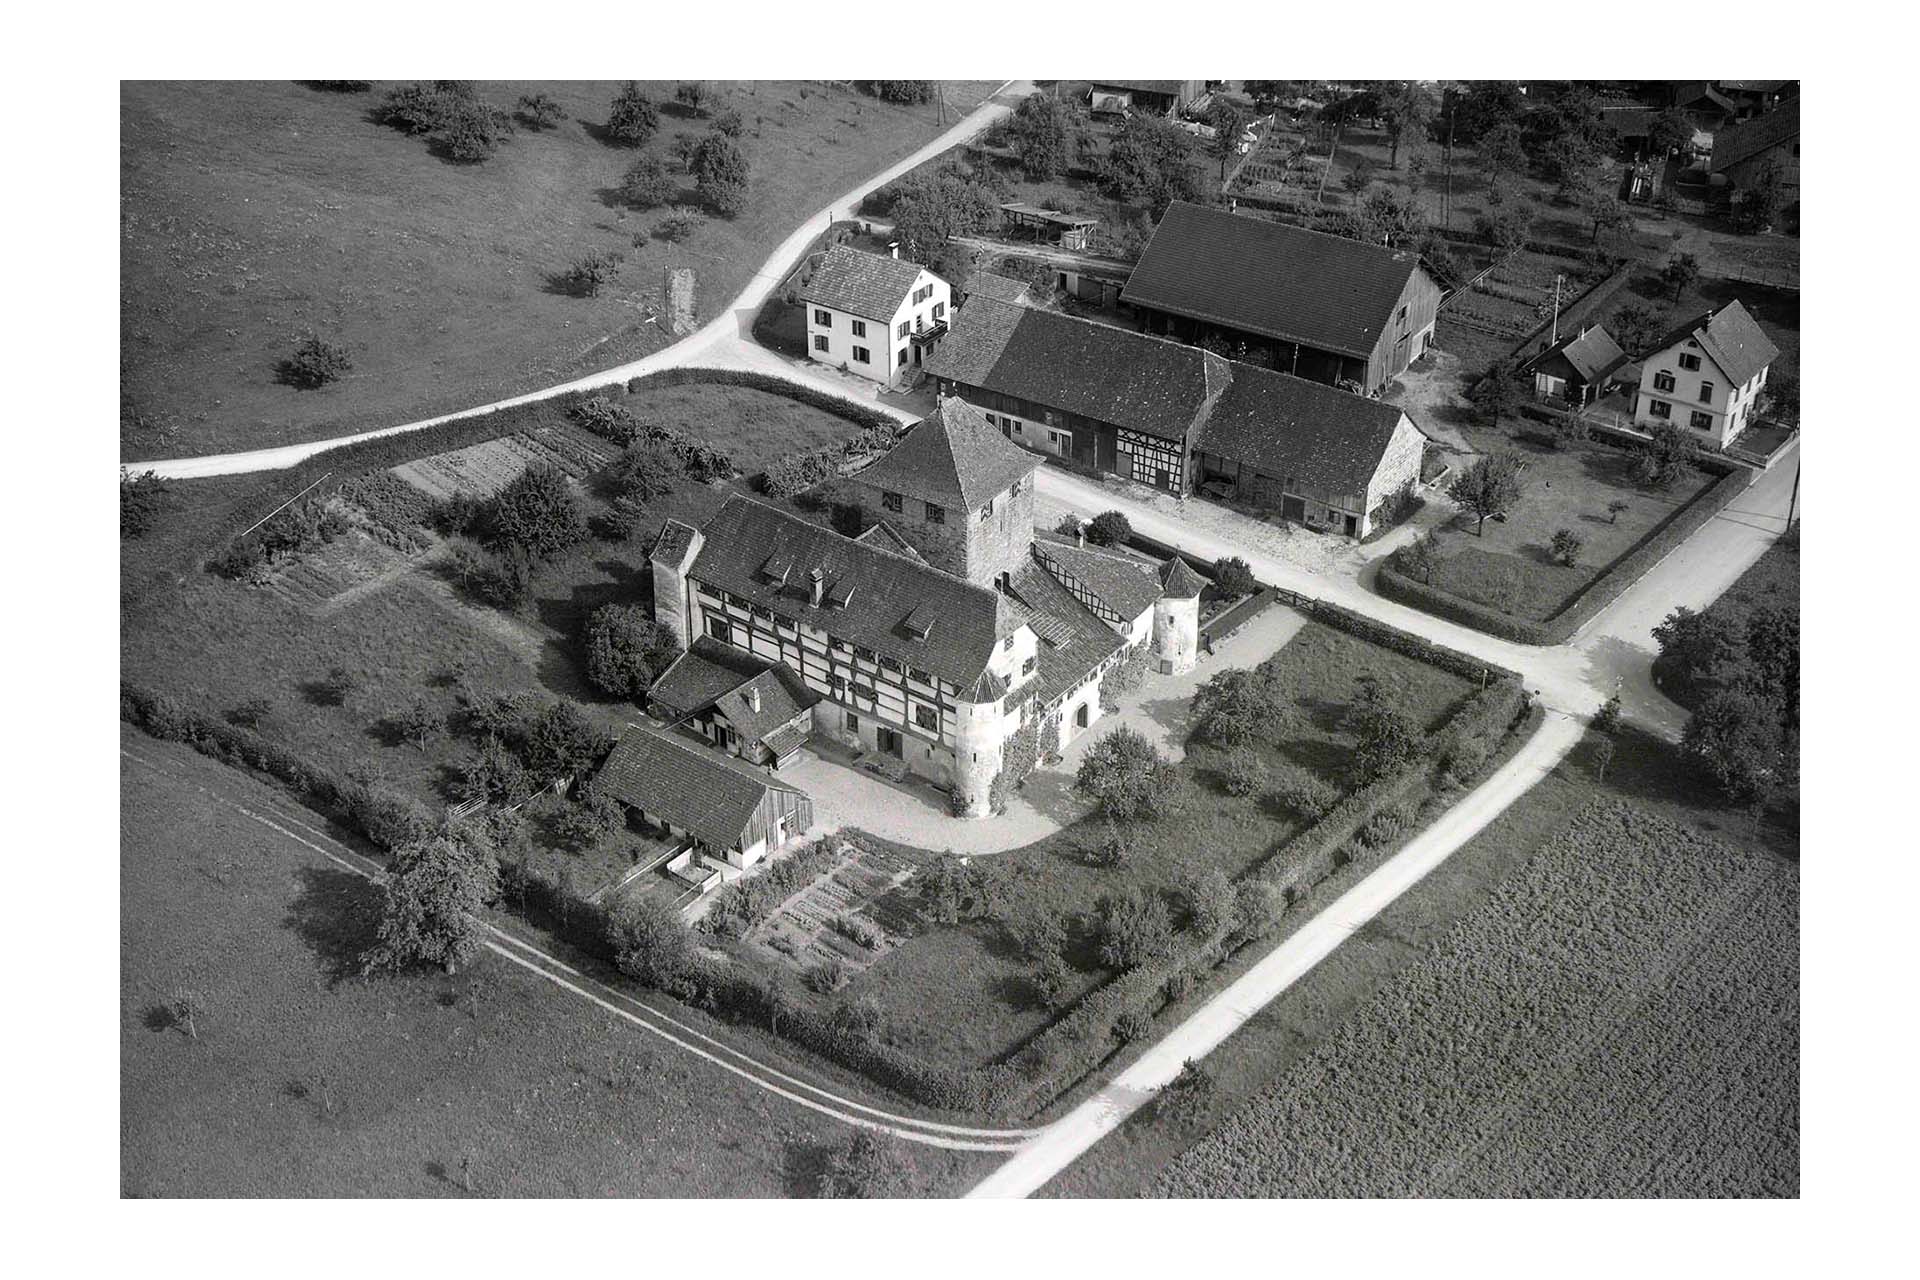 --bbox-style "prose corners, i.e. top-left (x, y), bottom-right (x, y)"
top-left (800, 244), bottom-right (951, 388)
top-left (1522, 324), bottom-right (1631, 408)
top-left (1710, 97), bottom-right (1799, 197)
top-left (646, 401), bottom-right (1207, 816)
top-left (1120, 202), bottom-right (1443, 394)
top-left (1631, 300), bottom-right (1780, 448)
top-left (647, 637), bottom-right (820, 769)
top-left (596, 722), bottom-right (814, 877)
